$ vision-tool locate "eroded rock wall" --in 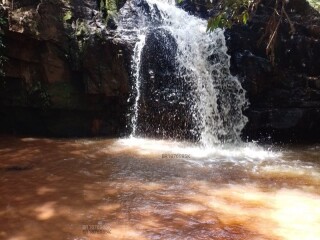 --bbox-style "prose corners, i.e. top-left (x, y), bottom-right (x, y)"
top-left (0, 0), bottom-right (130, 136)
top-left (1, 0), bottom-right (319, 142)
top-left (178, 0), bottom-right (320, 142)
top-left (225, 0), bottom-right (320, 141)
